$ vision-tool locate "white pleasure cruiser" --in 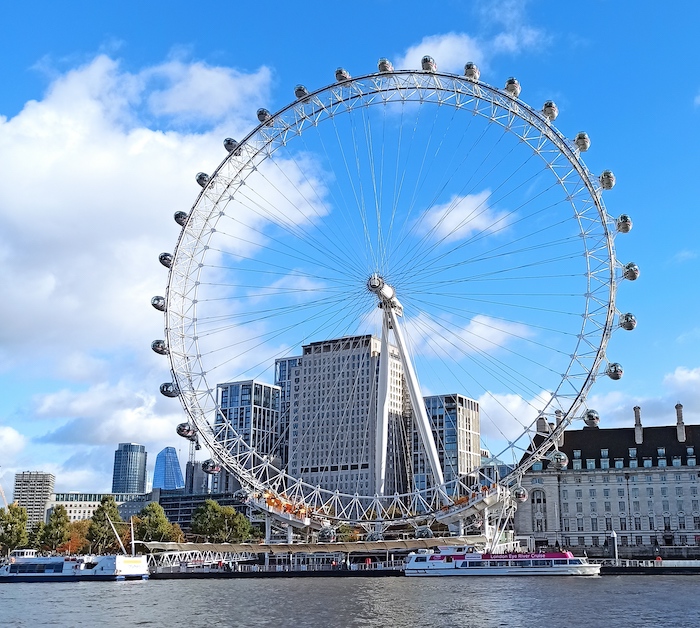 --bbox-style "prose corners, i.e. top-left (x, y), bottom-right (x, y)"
top-left (0, 549), bottom-right (149, 582)
top-left (404, 546), bottom-right (600, 576)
